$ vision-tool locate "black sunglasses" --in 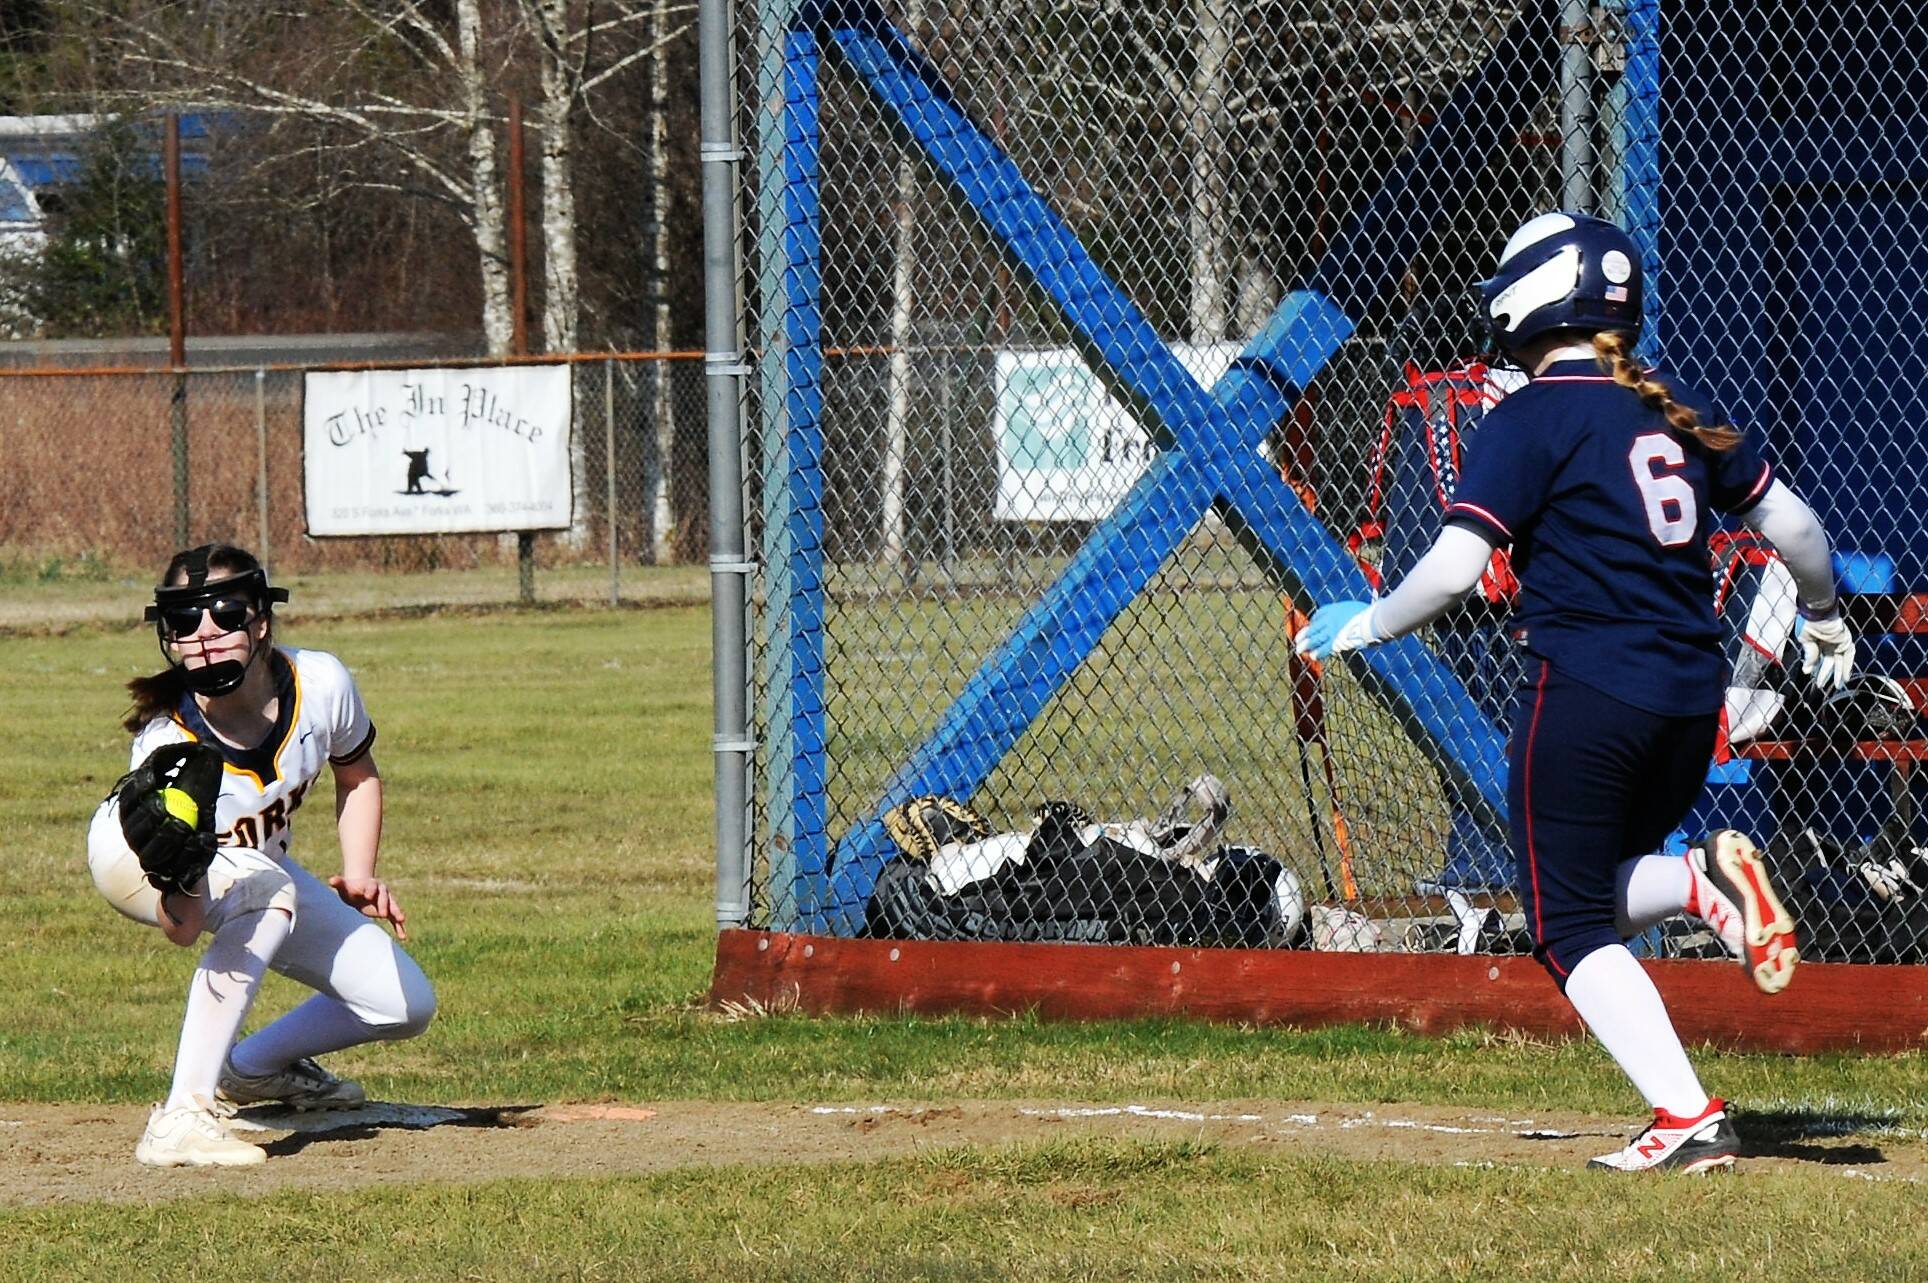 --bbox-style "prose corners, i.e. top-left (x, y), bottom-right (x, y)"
top-left (158, 595), bottom-right (257, 639)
